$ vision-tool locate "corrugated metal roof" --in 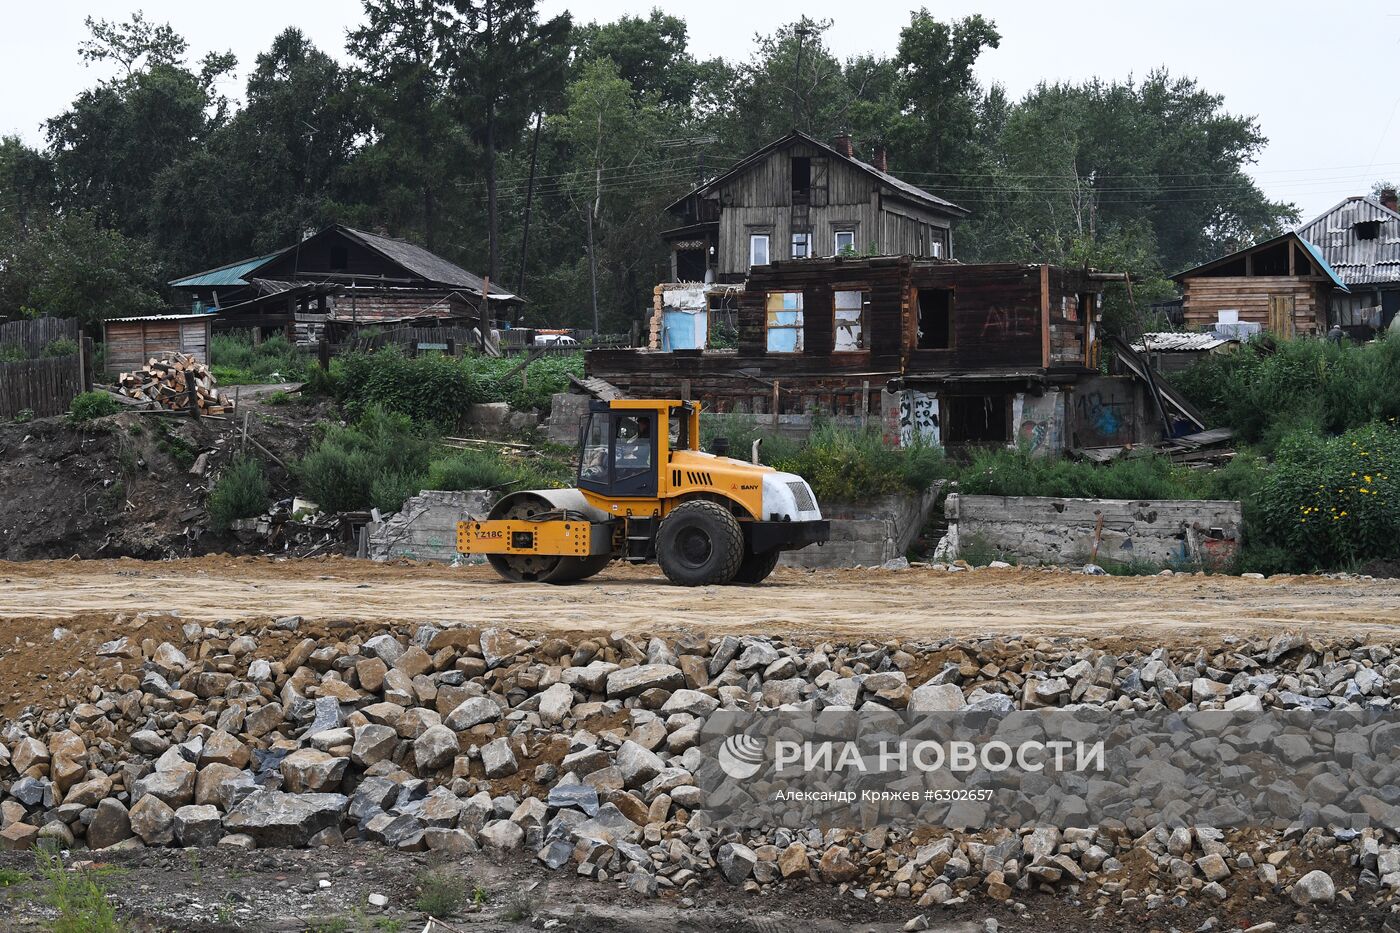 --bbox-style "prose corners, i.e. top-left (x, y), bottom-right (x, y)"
top-left (104, 313), bottom-right (214, 323)
top-left (1132, 332), bottom-right (1236, 352)
top-left (1297, 196), bottom-right (1400, 288)
top-left (168, 251), bottom-right (286, 288)
top-left (1172, 231), bottom-right (1349, 292)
